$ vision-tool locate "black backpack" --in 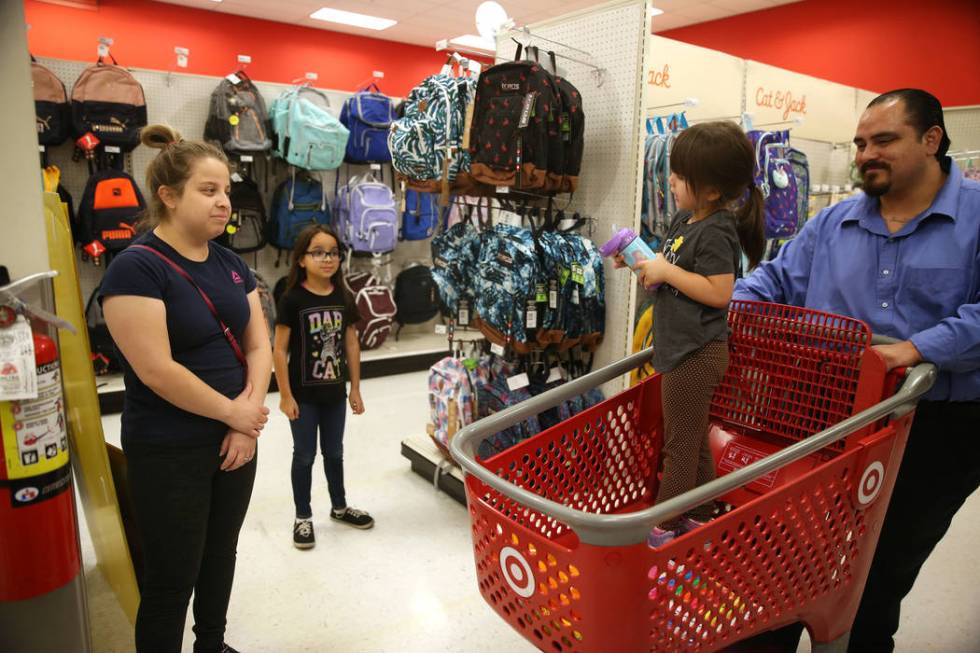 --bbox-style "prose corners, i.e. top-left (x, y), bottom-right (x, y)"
top-left (31, 58), bottom-right (71, 147)
top-left (468, 44), bottom-right (565, 192)
top-left (394, 264), bottom-right (440, 326)
top-left (86, 284), bottom-right (121, 376)
top-left (214, 174), bottom-right (267, 253)
top-left (77, 169), bottom-right (146, 253)
top-left (543, 50), bottom-right (584, 194)
top-left (70, 56), bottom-right (147, 153)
